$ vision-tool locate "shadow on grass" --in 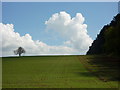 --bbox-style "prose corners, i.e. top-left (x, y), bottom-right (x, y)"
top-left (75, 72), bottom-right (95, 77)
top-left (87, 55), bottom-right (120, 81)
